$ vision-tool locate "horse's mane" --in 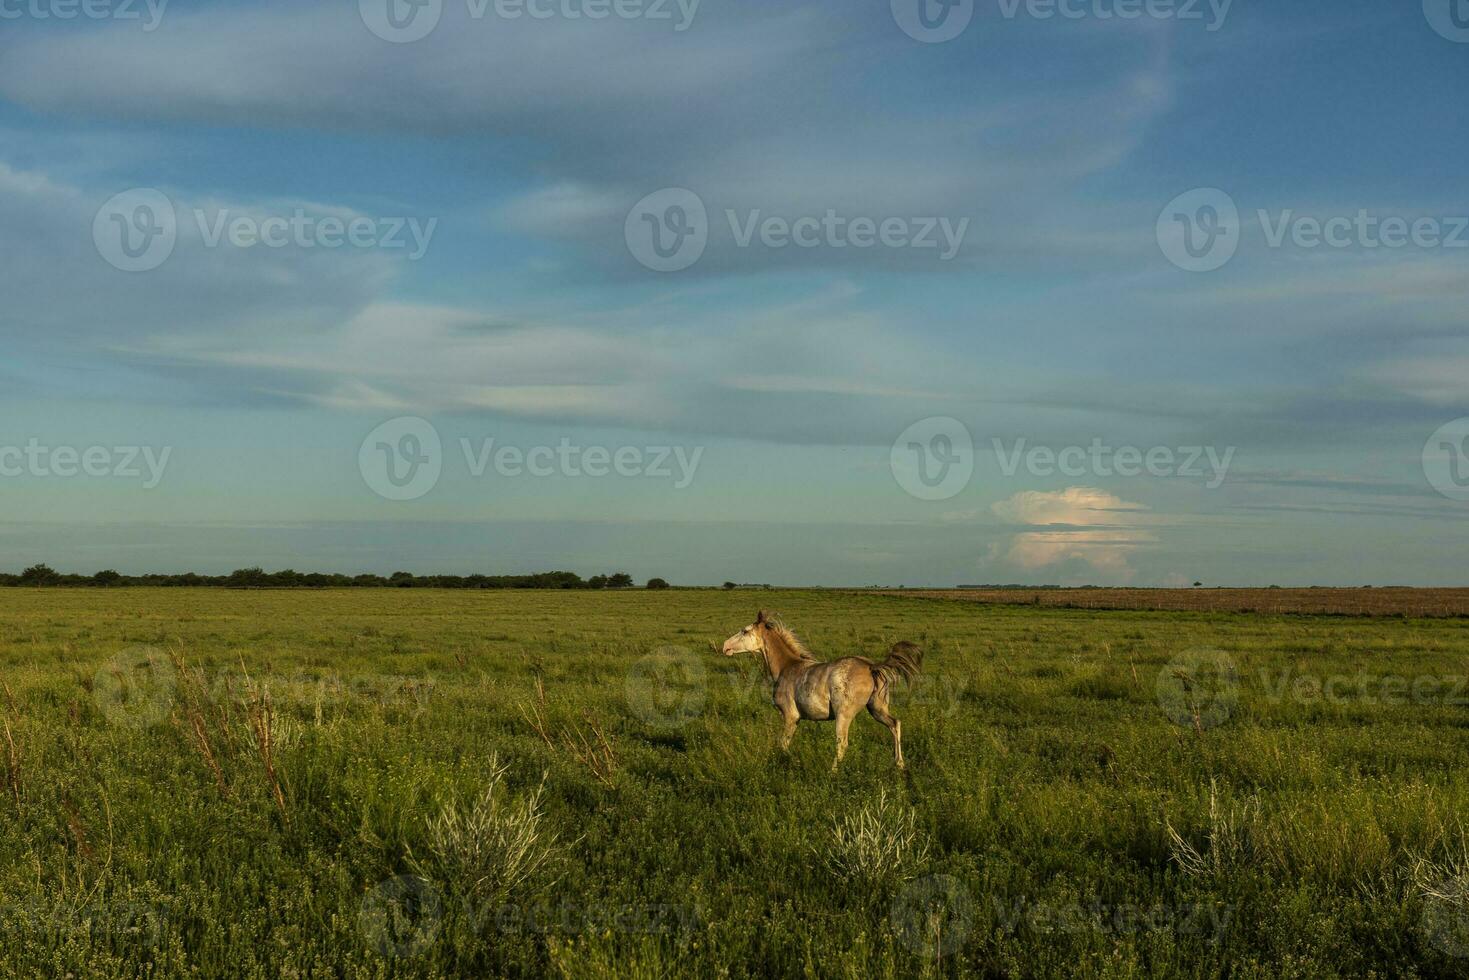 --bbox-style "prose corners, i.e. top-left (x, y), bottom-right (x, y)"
top-left (764, 618), bottom-right (819, 662)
